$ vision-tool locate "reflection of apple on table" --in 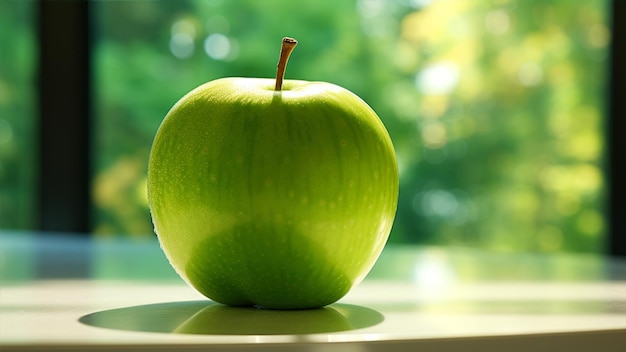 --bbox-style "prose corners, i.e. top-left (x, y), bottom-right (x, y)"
top-left (174, 303), bottom-right (384, 335)
top-left (147, 37), bottom-right (398, 309)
